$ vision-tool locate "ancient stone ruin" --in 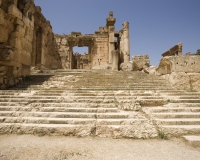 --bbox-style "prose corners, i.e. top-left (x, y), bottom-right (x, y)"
top-left (162, 42), bottom-right (182, 57)
top-left (0, 0), bottom-right (200, 146)
top-left (55, 12), bottom-right (130, 70)
top-left (155, 43), bottom-right (200, 91)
